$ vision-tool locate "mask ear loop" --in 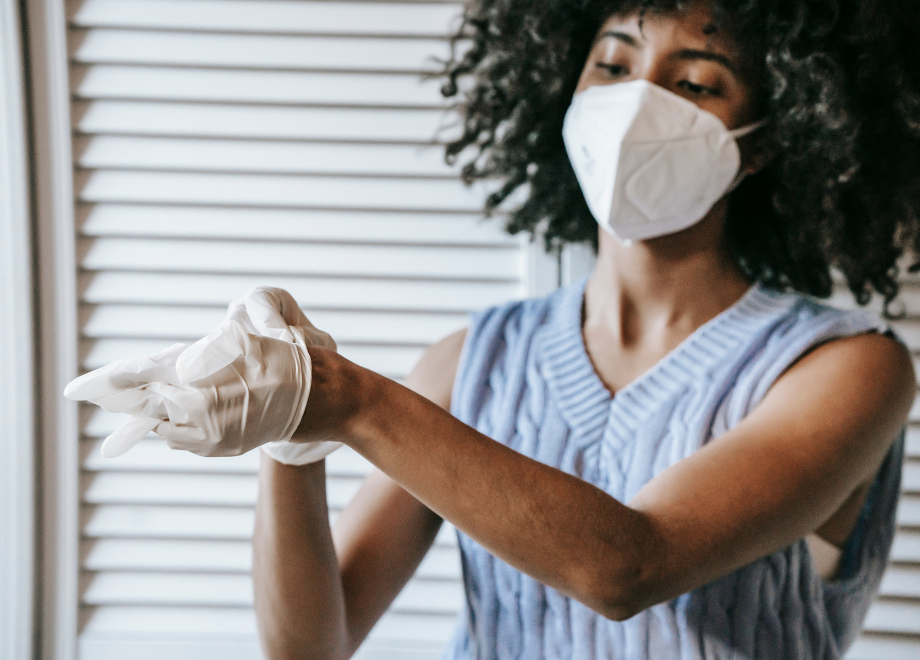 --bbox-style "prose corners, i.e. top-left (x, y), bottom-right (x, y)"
top-left (727, 118), bottom-right (769, 191)
top-left (729, 118), bottom-right (768, 140)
